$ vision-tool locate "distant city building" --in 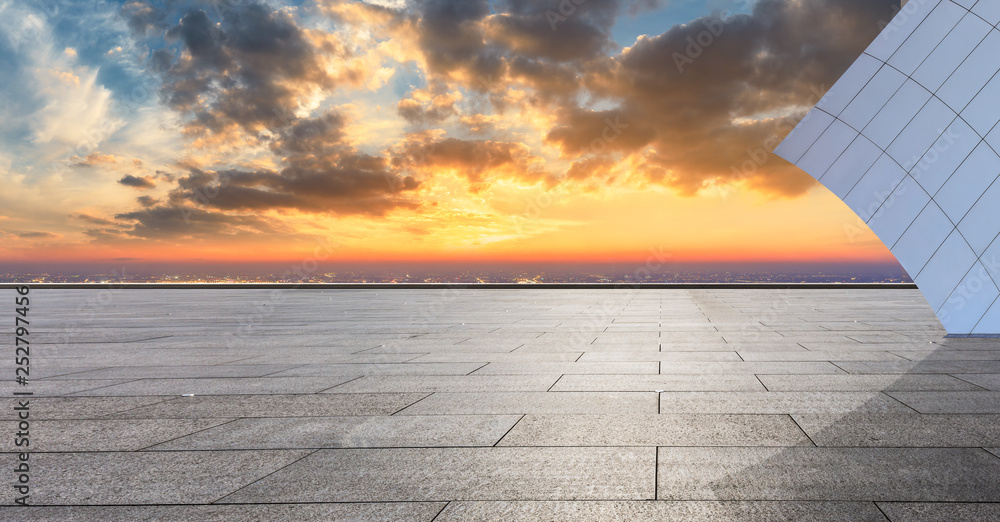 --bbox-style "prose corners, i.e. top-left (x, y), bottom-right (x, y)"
top-left (776, 0), bottom-right (1000, 335)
